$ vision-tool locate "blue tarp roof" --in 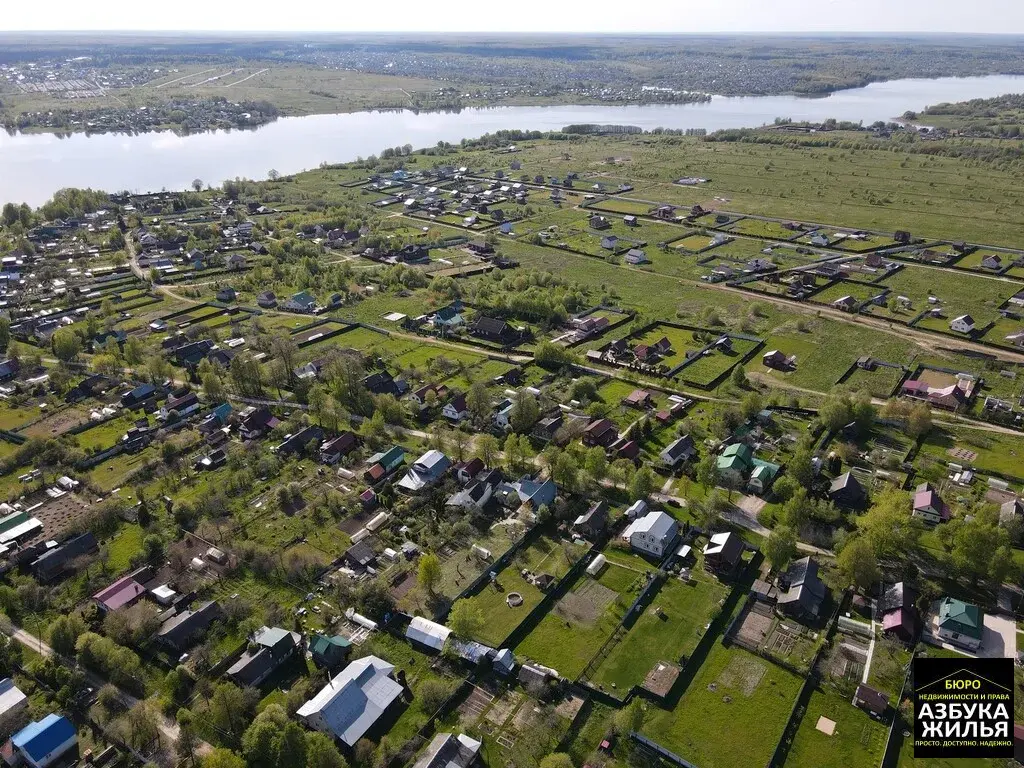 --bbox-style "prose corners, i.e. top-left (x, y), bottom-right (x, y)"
top-left (13, 714), bottom-right (76, 762)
